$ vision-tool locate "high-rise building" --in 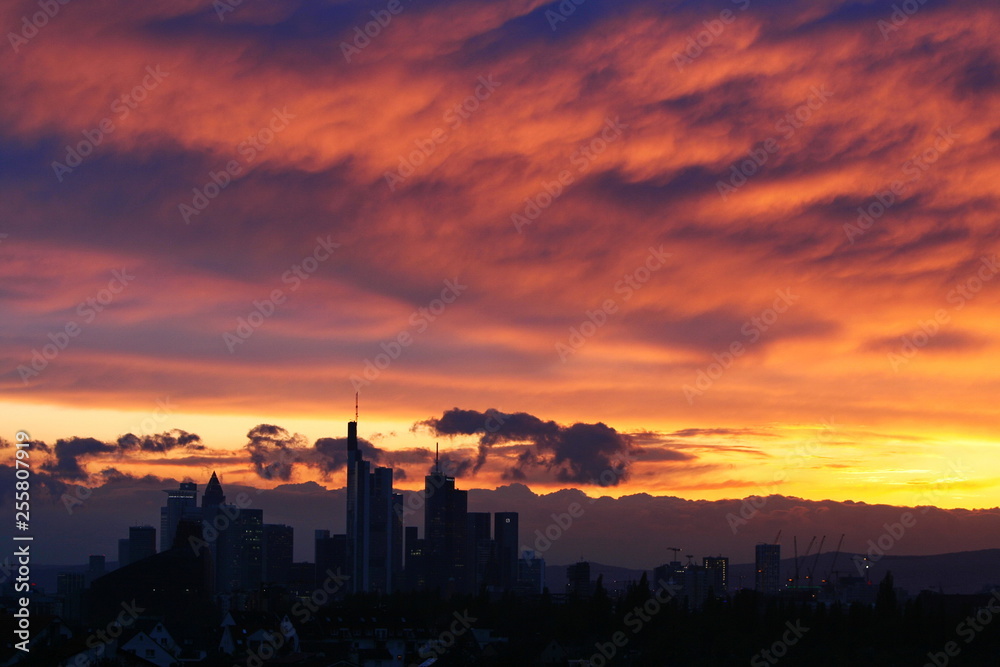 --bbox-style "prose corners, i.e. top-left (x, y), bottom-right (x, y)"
top-left (467, 512), bottom-right (493, 593)
top-left (315, 531), bottom-right (348, 591)
top-left (704, 556), bottom-right (728, 594)
top-left (346, 420), bottom-right (370, 593)
top-left (516, 550), bottom-right (545, 595)
top-left (567, 561), bottom-right (592, 597)
top-left (345, 419), bottom-right (403, 594)
top-left (755, 543), bottom-right (781, 595)
top-left (118, 538), bottom-right (131, 569)
top-left (404, 526), bottom-right (426, 591)
top-left (129, 526), bottom-right (157, 564)
top-left (493, 512), bottom-right (518, 590)
top-left (160, 481), bottom-right (199, 551)
top-left (216, 507), bottom-right (263, 595)
top-left (424, 452), bottom-right (468, 595)
top-left (263, 524), bottom-right (294, 585)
